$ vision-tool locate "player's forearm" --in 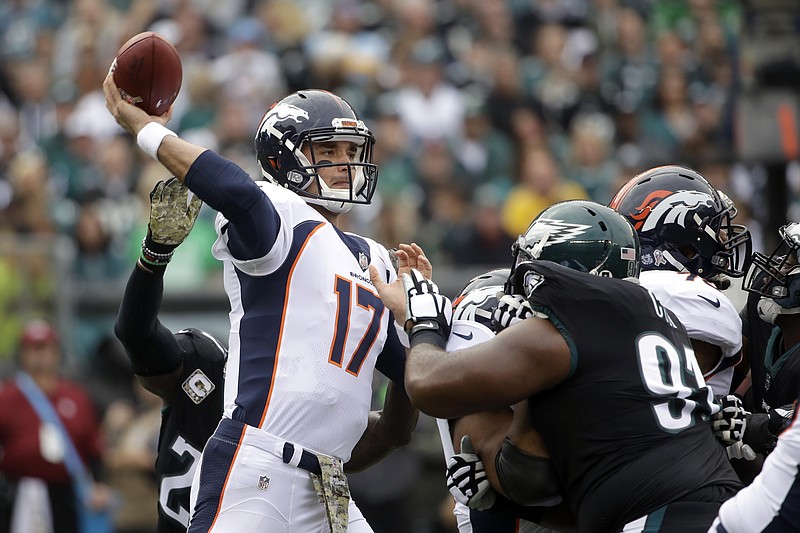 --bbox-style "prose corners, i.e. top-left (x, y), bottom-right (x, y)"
top-left (345, 382), bottom-right (418, 472)
top-left (115, 264), bottom-right (182, 376)
top-left (155, 135), bottom-right (207, 181)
